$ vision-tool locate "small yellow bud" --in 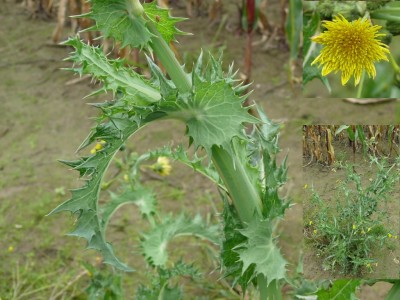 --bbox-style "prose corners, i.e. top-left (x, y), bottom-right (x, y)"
top-left (94, 143), bottom-right (104, 151)
top-left (309, 220), bottom-right (313, 226)
top-left (304, 184), bottom-right (308, 189)
top-left (8, 246), bottom-right (14, 253)
top-left (90, 148), bottom-right (96, 154)
top-left (388, 233), bottom-right (392, 238)
top-left (95, 255), bottom-right (102, 264)
top-left (123, 174), bottom-right (129, 182)
top-left (151, 157), bottom-right (172, 176)
top-left (313, 229), bottom-right (317, 234)
top-left (352, 224), bottom-right (356, 230)
top-left (367, 227), bottom-right (371, 232)
top-left (394, 235), bottom-right (398, 239)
